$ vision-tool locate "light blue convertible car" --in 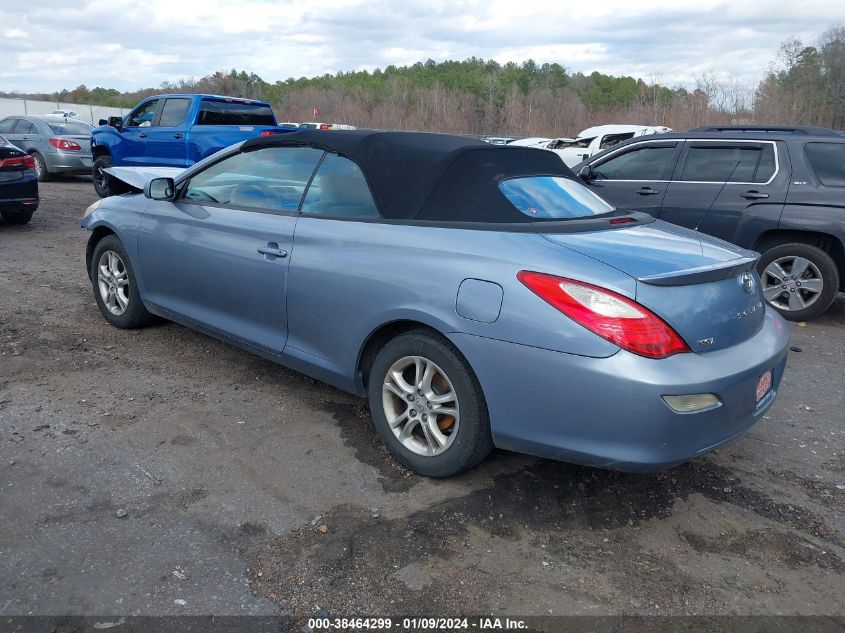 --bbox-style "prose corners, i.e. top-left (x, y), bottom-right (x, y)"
top-left (82, 131), bottom-right (790, 477)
